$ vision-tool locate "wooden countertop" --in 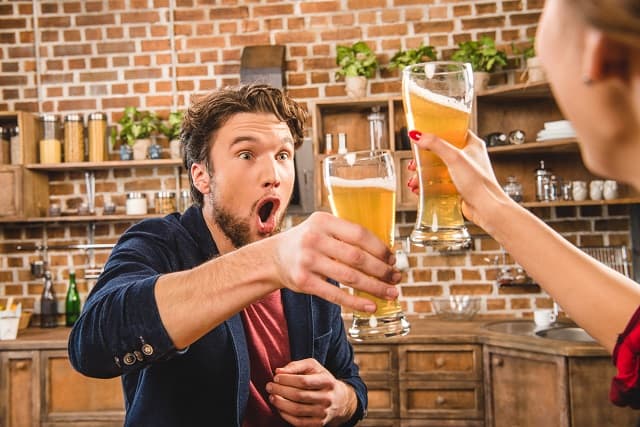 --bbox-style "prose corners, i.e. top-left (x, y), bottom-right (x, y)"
top-left (0, 316), bottom-right (611, 358)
